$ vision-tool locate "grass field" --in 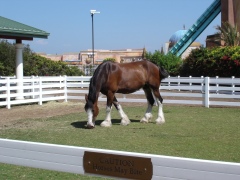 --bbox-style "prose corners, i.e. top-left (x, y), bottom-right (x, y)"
top-left (1, 104), bottom-right (240, 179)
